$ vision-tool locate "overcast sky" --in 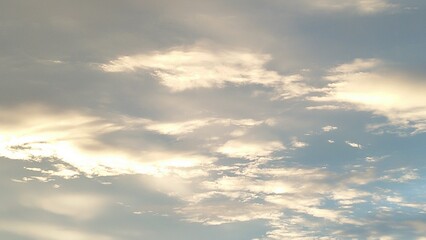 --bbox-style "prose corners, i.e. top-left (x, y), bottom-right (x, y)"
top-left (1, 0), bottom-right (426, 239)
